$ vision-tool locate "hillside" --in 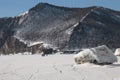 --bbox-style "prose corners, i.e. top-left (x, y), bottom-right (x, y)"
top-left (0, 3), bottom-right (120, 54)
